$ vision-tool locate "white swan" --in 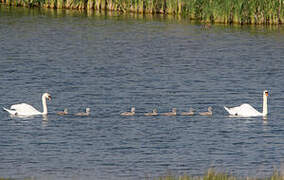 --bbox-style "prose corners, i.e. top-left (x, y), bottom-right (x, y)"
top-left (224, 90), bottom-right (268, 117)
top-left (3, 93), bottom-right (52, 116)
